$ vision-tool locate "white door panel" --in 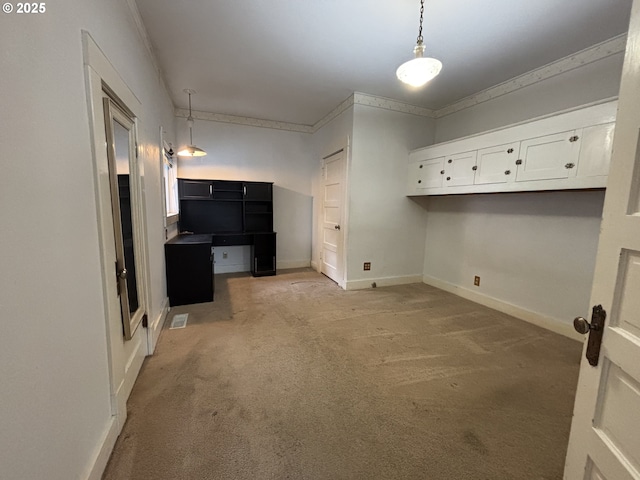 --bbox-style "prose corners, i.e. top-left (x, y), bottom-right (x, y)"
top-left (564, 3), bottom-right (640, 478)
top-left (444, 151), bottom-right (477, 186)
top-left (475, 142), bottom-right (520, 185)
top-left (517, 131), bottom-right (580, 182)
top-left (321, 150), bottom-right (346, 285)
top-left (577, 123), bottom-right (615, 178)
